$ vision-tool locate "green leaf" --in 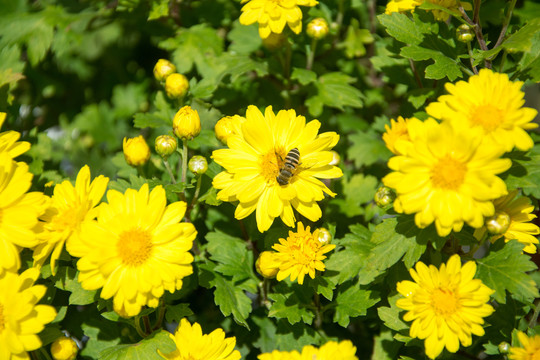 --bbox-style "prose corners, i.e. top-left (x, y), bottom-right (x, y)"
top-left (501, 18), bottom-right (540, 53)
top-left (291, 68), bottom-right (317, 85)
top-left (252, 317), bottom-right (322, 352)
top-left (227, 20), bottom-right (262, 54)
top-left (377, 293), bottom-right (409, 333)
top-left (400, 45), bottom-right (461, 81)
top-left (81, 319), bottom-right (122, 358)
top-left (99, 330), bottom-right (176, 360)
top-left (407, 88), bottom-right (435, 109)
top-left (503, 146), bottom-right (540, 198)
top-left (39, 326), bottom-right (64, 347)
top-left (306, 72), bottom-right (363, 117)
top-left (331, 174), bottom-right (379, 217)
top-left (377, 13), bottom-right (425, 45)
top-left (338, 18), bottom-right (374, 58)
top-left (54, 267), bottom-right (98, 306)
top-left (268, 283), bottom-right (315, 325)
top-left (333, 280), bottom-right (379, 327)
top-left (372, 329), bottom-right (404, 360)
top-left (165, 303), bottom-right (194, 323)
top-left (476, 239), bottom-right (539, 303)
top-left (148, 0), bottom-right (169, 20)
top-left (347, 130), bottom-right (391, 168)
